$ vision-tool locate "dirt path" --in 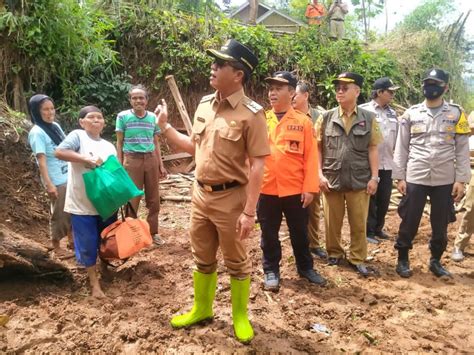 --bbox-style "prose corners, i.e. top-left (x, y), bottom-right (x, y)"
top-left (1, 197), bottom-right (473, 352)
